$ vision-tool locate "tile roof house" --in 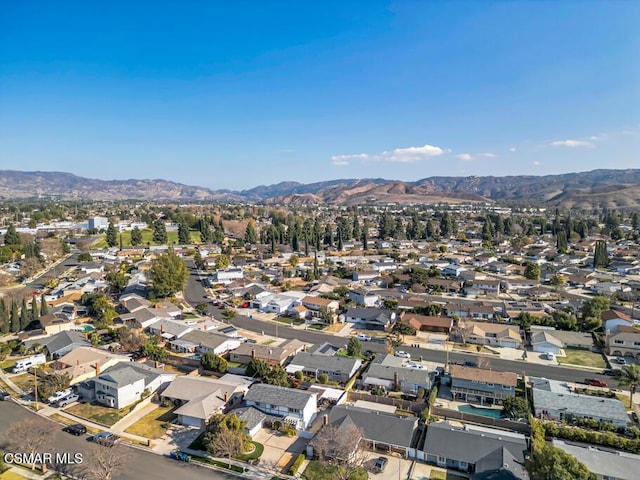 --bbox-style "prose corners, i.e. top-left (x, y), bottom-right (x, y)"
top-left (37, 314), bottom-right (76, 336)
top-left (169, 330), bottom-right (241, 356)
top-left (423, 421), bottom-right (528, 478)
top-left (286, 352), bottom-right (362, 384)
top-left (300, 296), bottom-right (339, 321)
top-left (243, 383), bottom-right (317, 430)
top-left (606, 325), bottom-right (640, 359)
top-left (229, 338), bottom-right (305, 366)
top-left (450, 365), bottom-right (517, 405)
top-left (531, 377), bottom-right (629, 427)
top-left (93, 362), bottom-right (175, 409)
top-left (399, 312), bottom-right (453, 333)
top-left (52, 346), bottom-right (131, 384)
